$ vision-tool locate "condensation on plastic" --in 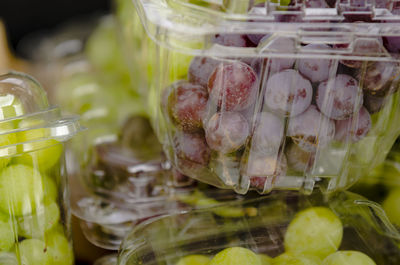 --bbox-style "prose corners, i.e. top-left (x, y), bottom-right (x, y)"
top-left (131, 0), bottom-right (400, 194)
top-left (0, 72), bottom-right (81, 265)
top-left (118, 191), bottom-right (400, 265)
